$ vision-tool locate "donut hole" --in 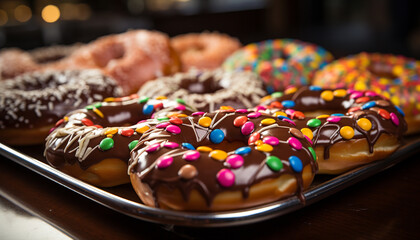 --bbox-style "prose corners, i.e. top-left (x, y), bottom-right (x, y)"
top-left (368, 62), bottom-right (398, 79)
top-left (179, 76), bottom-right (223, 94)
top-left (92, 42), bottom-right (125, 68)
